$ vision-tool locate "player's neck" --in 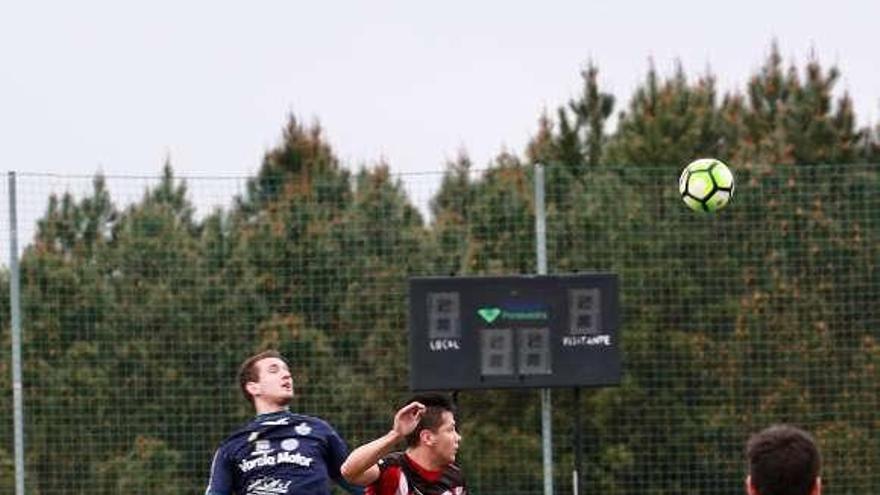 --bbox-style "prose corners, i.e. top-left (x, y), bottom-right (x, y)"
top-left (406, 447), bottom-right (446, 472)
top-left (254, 401), bottom-right (290, 415)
